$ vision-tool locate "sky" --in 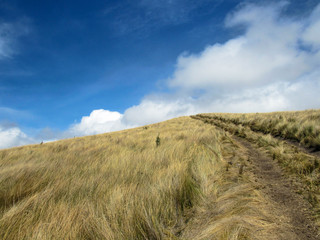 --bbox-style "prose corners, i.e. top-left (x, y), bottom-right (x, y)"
top-left (0, 0), bottom-right (320, 149)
